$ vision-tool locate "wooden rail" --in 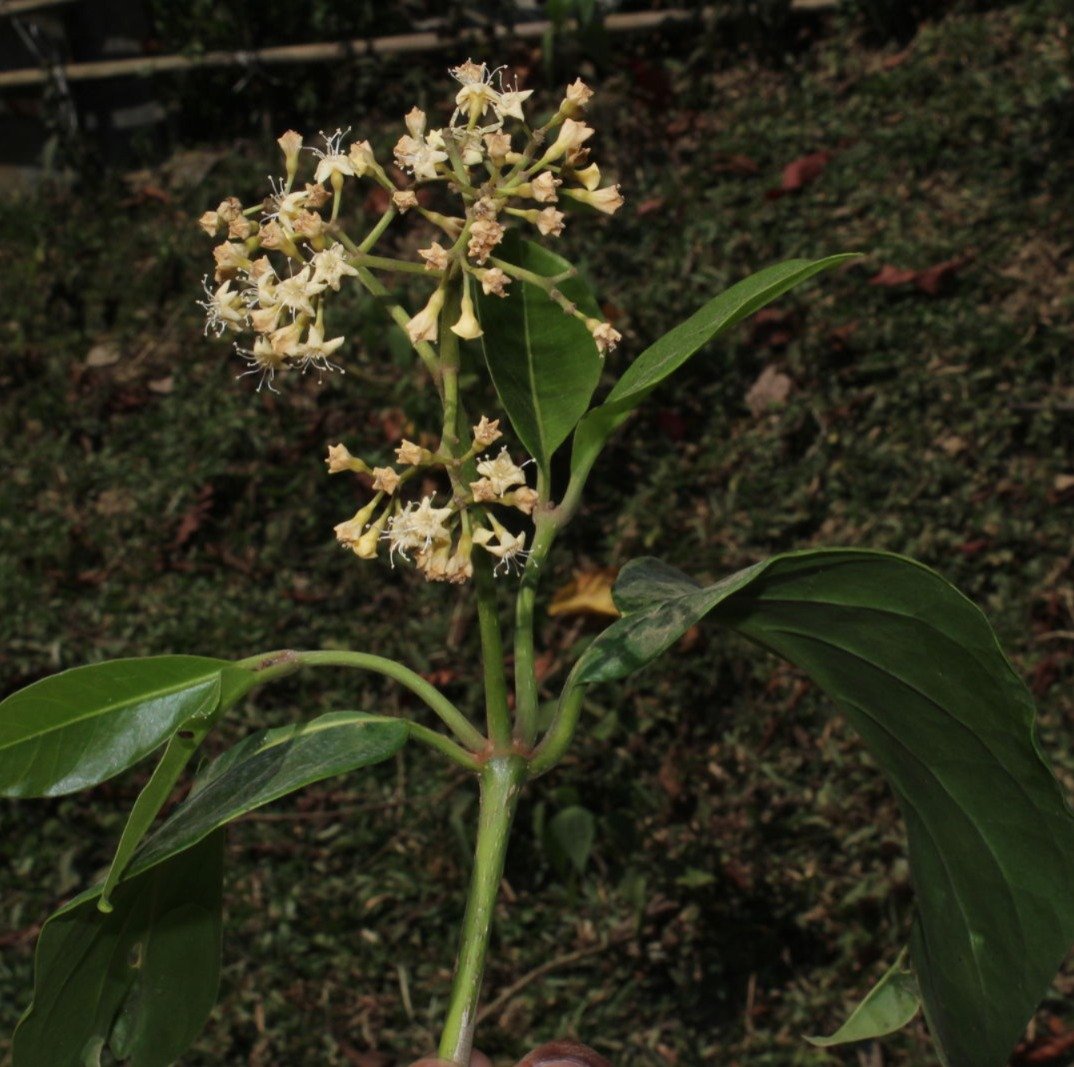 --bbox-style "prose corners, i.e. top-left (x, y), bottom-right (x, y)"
top-left (0, 2), bottom-right (837, 89)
